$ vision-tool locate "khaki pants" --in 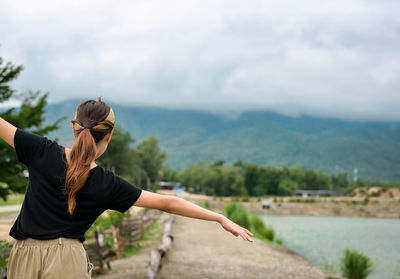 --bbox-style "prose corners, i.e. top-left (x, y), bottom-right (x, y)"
top-left (7, 237), bottom-right (93, 279)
